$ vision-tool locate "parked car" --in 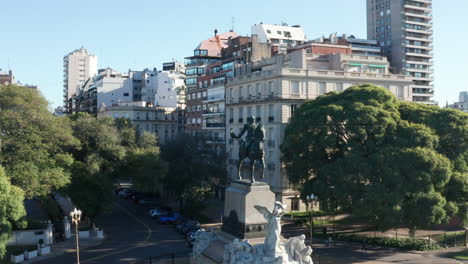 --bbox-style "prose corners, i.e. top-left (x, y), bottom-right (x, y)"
top-left (118, 189), bottom-right (136, 198)
top-left (159, 212), bottom-right (181, 224)
top-left (181, 221), bottom-right (201, 234)
top-left (149, 209), bottom-right (168, 218)
top-left (138, 199), bottom-right (160, 206)
top-left (175, 218), bottom-right (198, 232)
